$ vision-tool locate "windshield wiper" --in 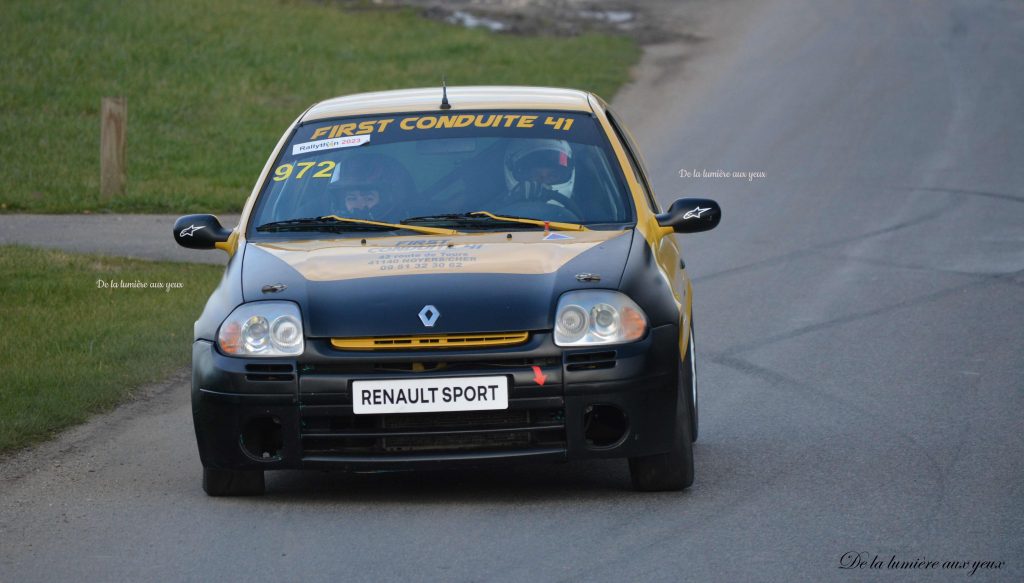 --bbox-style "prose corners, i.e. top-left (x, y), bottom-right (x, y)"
top-left (257, 218), bottom-right (395, 232)
top-left (401, 211), bottom-right (587, 232)
top-left (257, 215), bottom-right (458, 236)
